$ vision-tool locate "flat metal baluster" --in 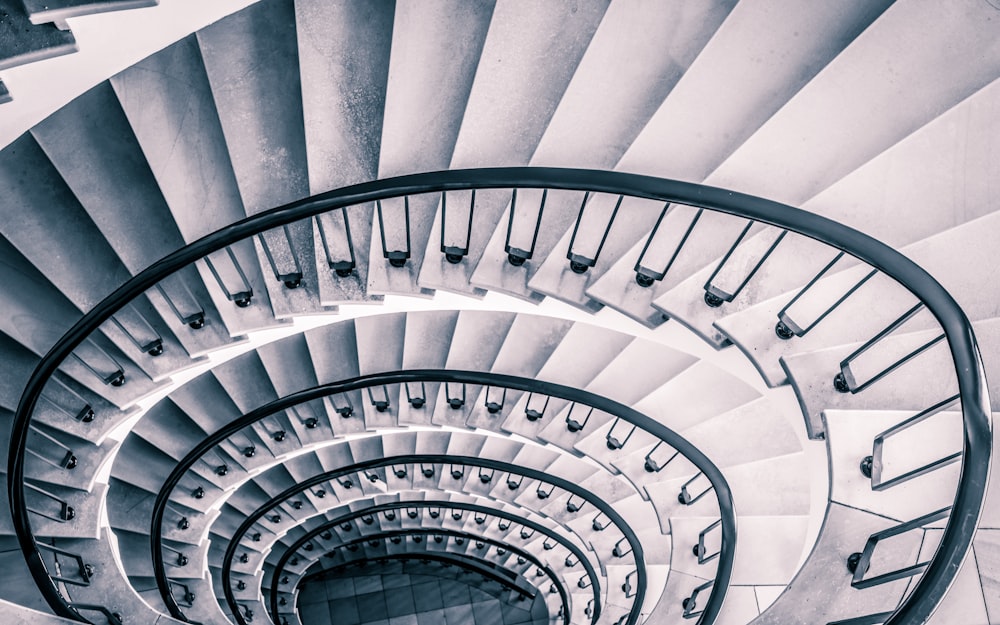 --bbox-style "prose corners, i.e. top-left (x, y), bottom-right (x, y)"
top-left (155, 269), bottom-right (206, 329)
top-left (505, 188), bottom-right (546, 266)
top-left (869, 395), bottom-right (962, 491)
top-left (776, 254), bottom-right (876, 339)
top-left (316, 209), bottom-right (357, 277)
top-left (703, 226), bottom-right (787, 307)
top-left (68, 338), bottom-right (126, 387)
top-left (204, 247), bottom-right (254, 307)
top-left (441, 190), bottom-right (475, 264)
top-left (258, 225), bottom-right (304, 289)
top-left (377, 197), bottom-right (411, 267)
top-left (108, 301), bottom-right (164, 355)
top-left (566, 193), bottom-right (621, 274)
top-left (633, 204), bottom-right (700, 287)
top-left (836, 303), bottom-right (944, 393)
